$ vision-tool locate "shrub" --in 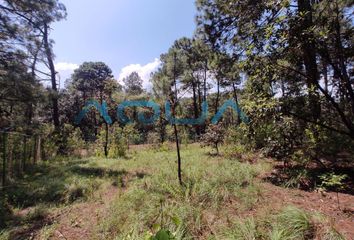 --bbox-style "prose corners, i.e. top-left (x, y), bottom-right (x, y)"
top-left (63, 178), bottom-right (100, 203)
top-left (40, 124), bottom-right (60, 159)
top-left (201, 123), bottom-right (225, 155)
top-left (147, 131), bottom-right (161, 145)
top-left (95, 124), bottom-right (128, 158)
